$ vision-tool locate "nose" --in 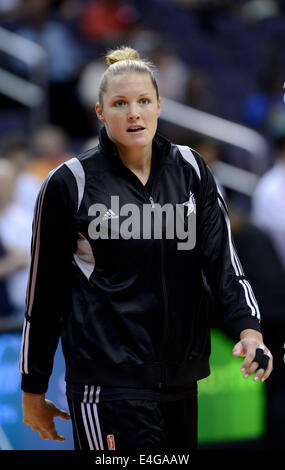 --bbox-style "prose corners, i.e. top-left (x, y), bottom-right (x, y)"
top-left (127, 103), bottom-right (140, 120)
